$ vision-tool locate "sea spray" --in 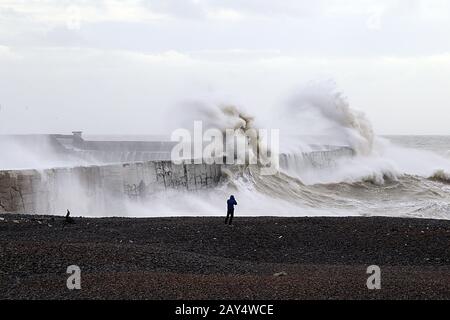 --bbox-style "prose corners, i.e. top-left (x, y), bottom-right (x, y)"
top-left (283, 81), bottom-right (374, 156)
